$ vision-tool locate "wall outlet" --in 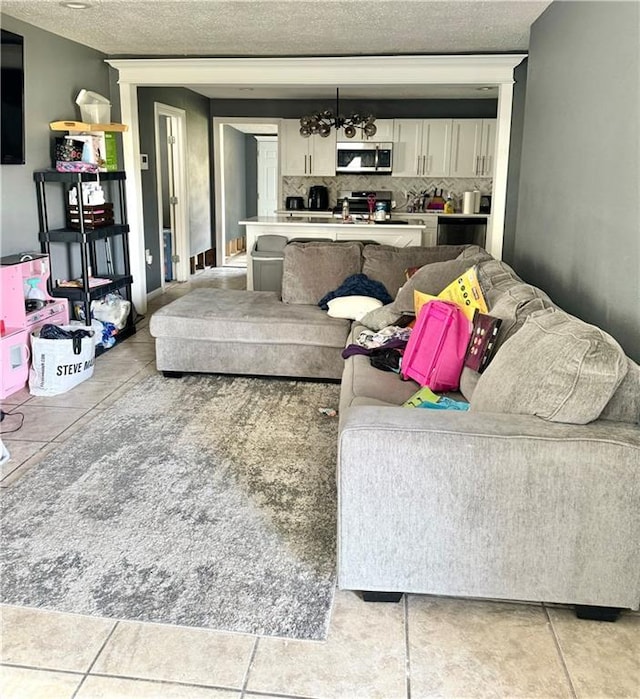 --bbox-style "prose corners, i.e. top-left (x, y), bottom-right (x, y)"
top-left (140, 154), bottom-right (149, 170)
top-left (145, 249), bottom-right (153, 265)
